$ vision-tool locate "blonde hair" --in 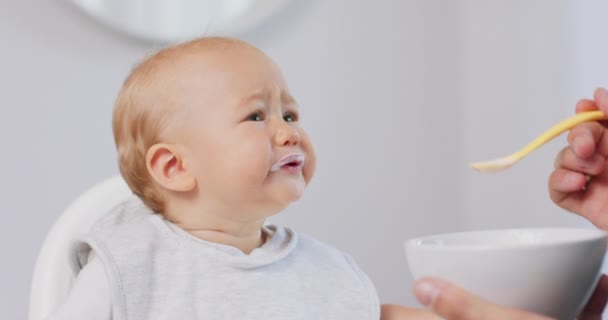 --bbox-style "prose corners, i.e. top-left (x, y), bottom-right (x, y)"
top-left (112, 36), bottom-right (245, 213)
